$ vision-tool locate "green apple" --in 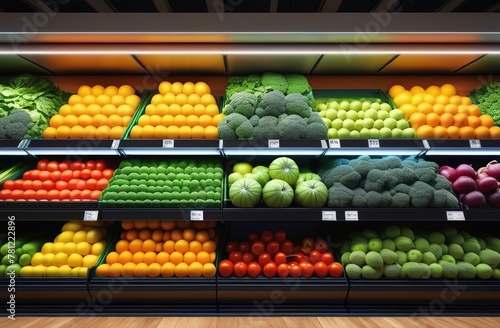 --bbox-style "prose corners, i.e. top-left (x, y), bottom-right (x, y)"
top-left (377, 111), bottom-right (389, 120)
top-left (357, 110), bottom-right (365, 119)
top-left (371, 103), bottom-right (381, 111)
top-left (363, 118), bottom-right (375, 129)
top-left (383, 117), bottom-right (397, 129)
top-left (350, 101), bottom-right (362, 112)
top-left (327, 101), bottom-right (339, 110)
top-left (396, 119), bottom-right (410, 130)
top-left (228, 172), bottom-right (243, 185)
top-left (327, 128), bottom-right (338, 139)
top-left (350, 130), bottom-right (360, 139)
top-left (316, 103), bottom-right (327, 111)
top-left (319, 110), bottom-right (326, 118)
top-left (359, 128), bottom-right (371, 138)
top-left (338, 128), bottom-right (351, 139)
top-left (233, 162), bottom-right (252, 175)
top-left (339, 101), bottom-right (350, 111)
top-left (379, 127), bottom-right (393, 139)
top-left (342, 119), bottom-right (355, 131)
top-left (346, 110), bottom-right (358, 121)
top-left (252, 165), bottom-right (269, 174)
top-left (326, 109), bottom-right (338, 121)
top-left (364, 109), bottom-right (378, 120)
top-left (369, 128), bottom-right (380, 138)
top-left (407, 250), bottom-right (423, 262)
top-left (331, 118), bottom-right (343, 130)
top-left (355, 119), bottom-right (364, 131)
top-left (374, 98), bottom-right (382, 104)
top-left (403, 128), bottom-right (416, 138)
top-left (362, 101), bottom-right (371, 111)
top-left (374, 119), bottom-right (384, 130)
top-left (391, 128), bottom-right (404, 138)
top-left (322, 118), bottom-right (332, 128)
top-left (337, 110), bottom-right (347, 120)
top-left (380, 103), bottom-right (392, 112)
top-left (389, 109), bottom-right (404, 120)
